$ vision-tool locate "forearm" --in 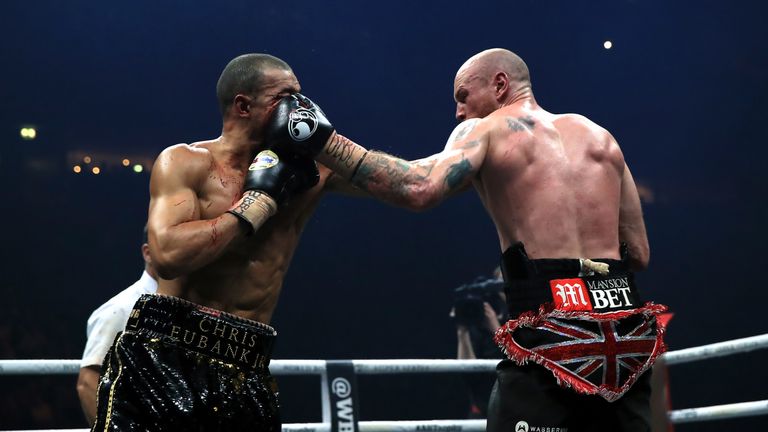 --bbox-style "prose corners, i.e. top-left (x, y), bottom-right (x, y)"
top-left (153, 214), bottom-right (241, 278)
top-left (153, 192), bottom-right (276, 279)
top-left (456, 327), bottom-right (477, 359)
top-left (317, 134), bottom-right (439, 210)
top-left (77, 367), bottom-right (99, 426)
